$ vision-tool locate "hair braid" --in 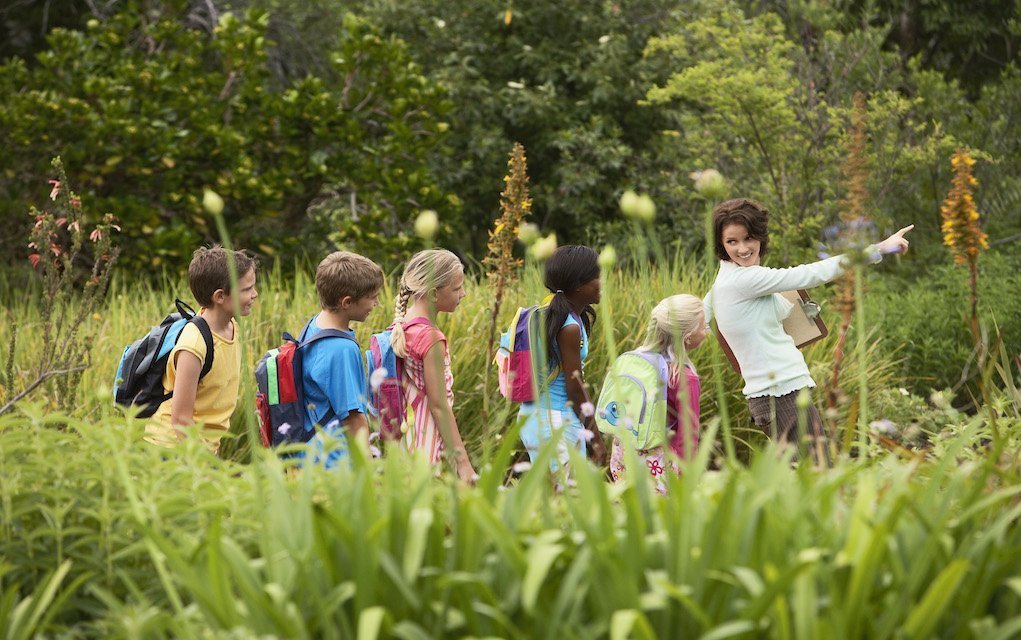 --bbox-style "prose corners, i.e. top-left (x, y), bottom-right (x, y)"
top-left (390, 282), bottom-right (414, 357)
